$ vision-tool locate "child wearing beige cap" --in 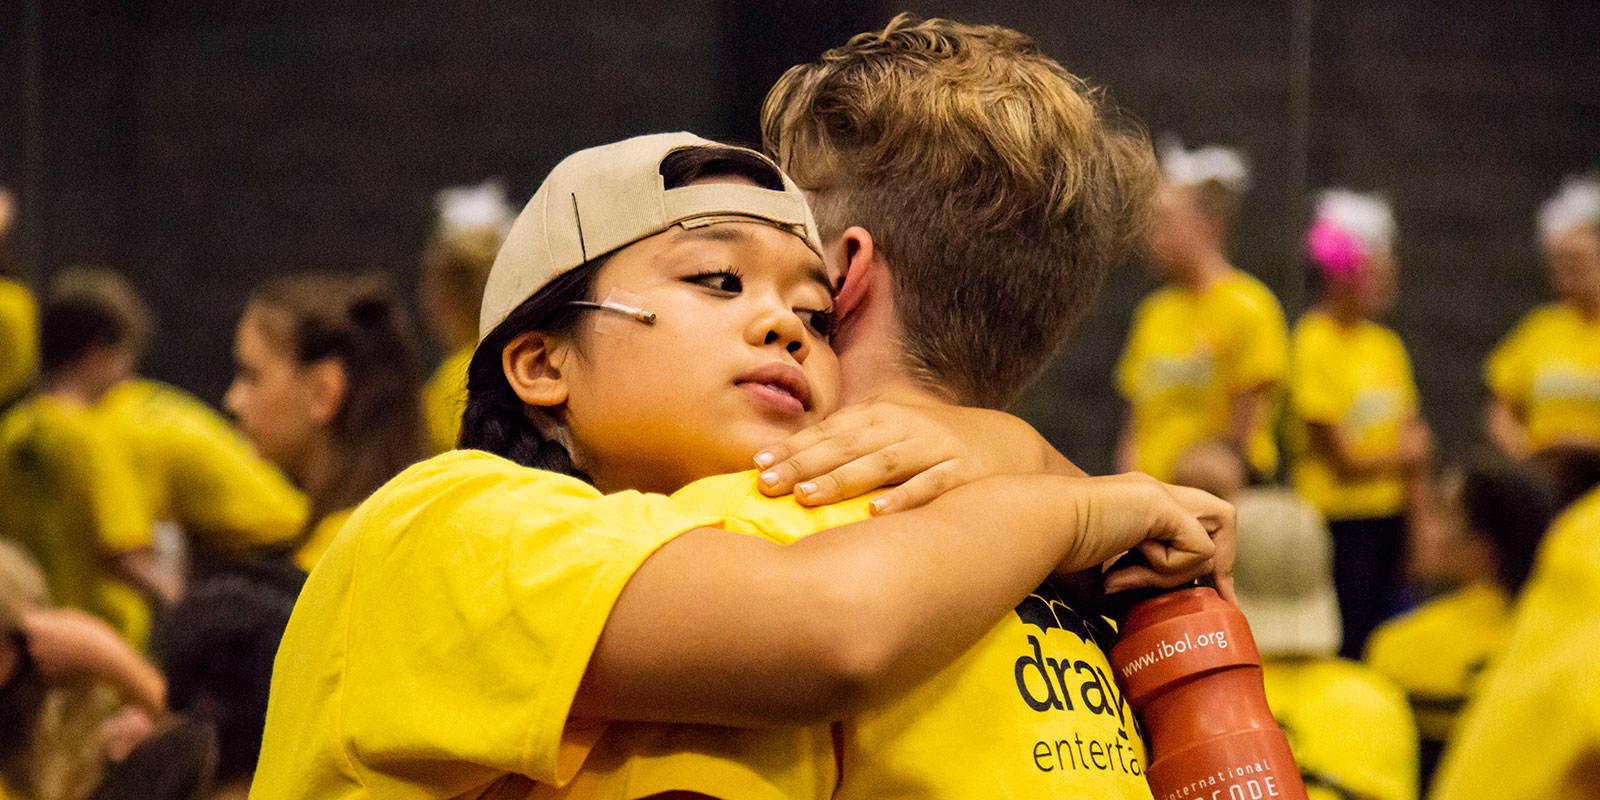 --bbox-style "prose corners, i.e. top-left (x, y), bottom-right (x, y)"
top-left (252, 132), bottom-right (1228, 799)
top-left (1172, 440), bottom-right (1419, 800)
